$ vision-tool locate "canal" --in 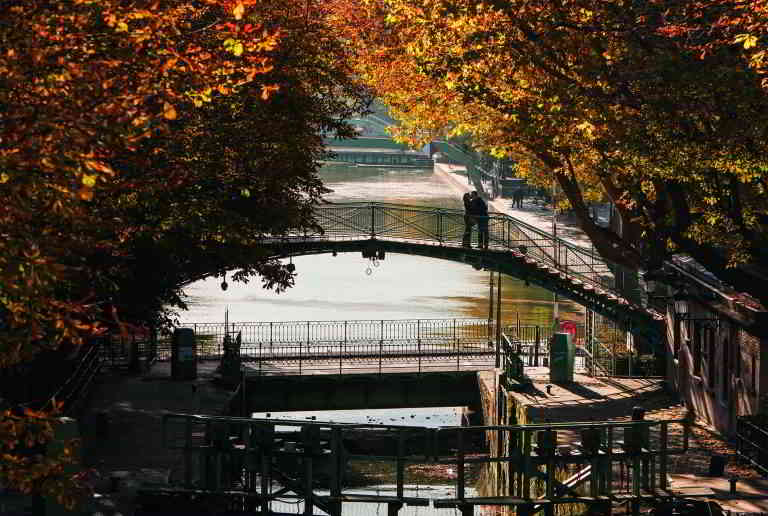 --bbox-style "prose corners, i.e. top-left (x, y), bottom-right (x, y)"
top-left (179, 163), bottom-right (583, 325)
top-left (176, 163), bottom-right (584, 513)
